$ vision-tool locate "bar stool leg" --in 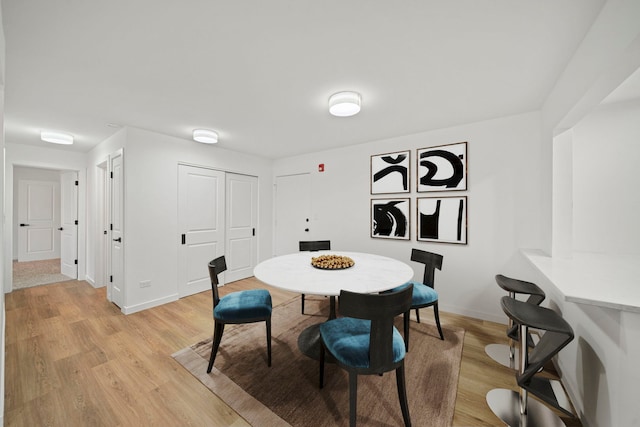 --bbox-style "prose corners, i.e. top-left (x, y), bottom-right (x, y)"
top-left (519, 323), bottom-right (528, 427)
top-left (486, 291), bottom-right (521, 369)
top-left (487, 316), bottom-right (568, 426)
